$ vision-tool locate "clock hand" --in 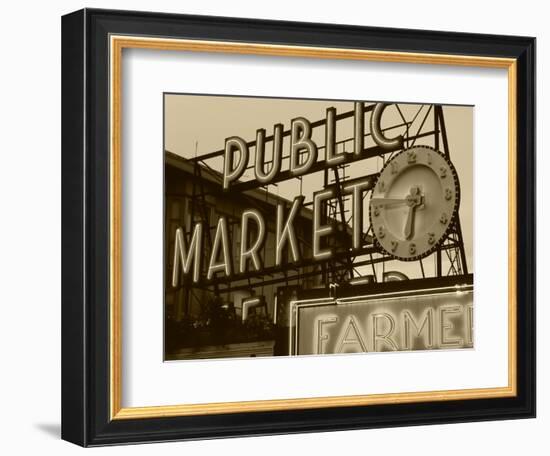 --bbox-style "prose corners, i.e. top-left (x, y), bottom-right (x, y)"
top-left (403, 186), bottom-right (424, 239)
top-left (404, 205), bottom-right (416, 240)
